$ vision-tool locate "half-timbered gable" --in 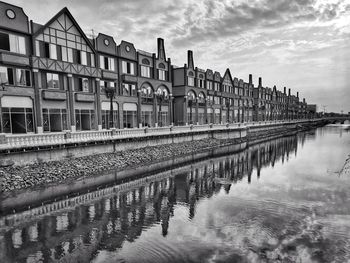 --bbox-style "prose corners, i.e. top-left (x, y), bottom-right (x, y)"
top-left (32, 8), bottom-right (99, 79)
